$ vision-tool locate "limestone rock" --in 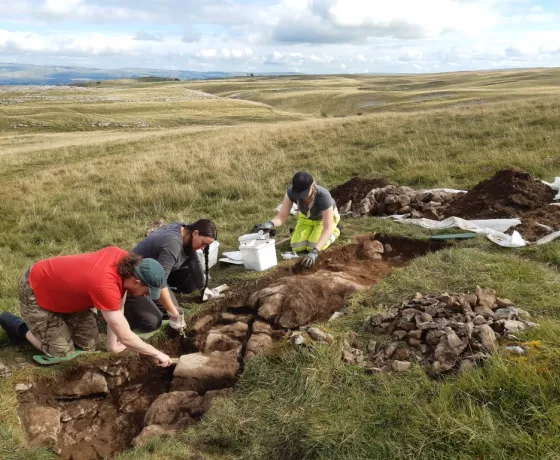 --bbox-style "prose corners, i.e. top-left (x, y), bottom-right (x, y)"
top-left (15, 383), bottom-right (32, 392)
top-left (474, 305), bottom-right (494, 319)
top-left (307, 327), bottom-right (333, 343)
top-left (245, 333), bottom-right (273, 358)
top-left (473, 315), bottom-right (487, 326)
top-left (55, 371), bottom-right (108, 399)
top-left (204, 330), bottom-right (242, 353)
top-left (502, 320), bottom-right (529, 333)
top-left (391, 360), bottom-right (411, 372)
top-left (477, 324), bottom-right (496, 351)
top-left (496, 298), bottom-right (514, 309)
top-left (476, 286), bottom-right (496, 309)
top-left (193, 315), bottom-right (214, 333)
top-left (20, 404), bottom-right (61, 451)
top-left (60, 399), bottom-right (99, 422)
top-left (0, 362), bottom-right (11, 379)
top-left (253, 321), bottom-right (273, 335)
top-left (172, 351), bottom-right (240, 393)
top-left (144, 391), bottom-right (199, 428)
top-left (357, 239), bottom-right (384, 260)
top-left (493, 307), bottom-right (519, 321)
